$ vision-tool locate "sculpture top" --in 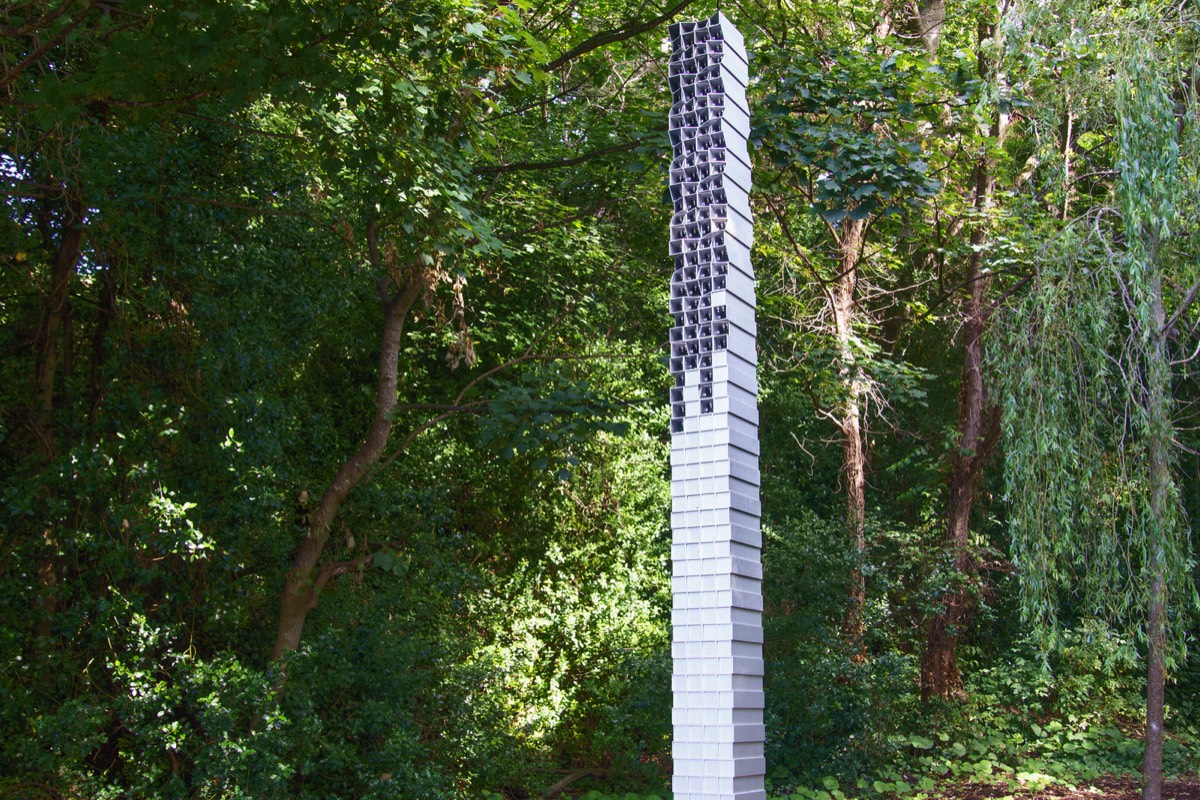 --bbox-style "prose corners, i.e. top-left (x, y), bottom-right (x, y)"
top-left (666, 12), bottom-right (752, 434)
